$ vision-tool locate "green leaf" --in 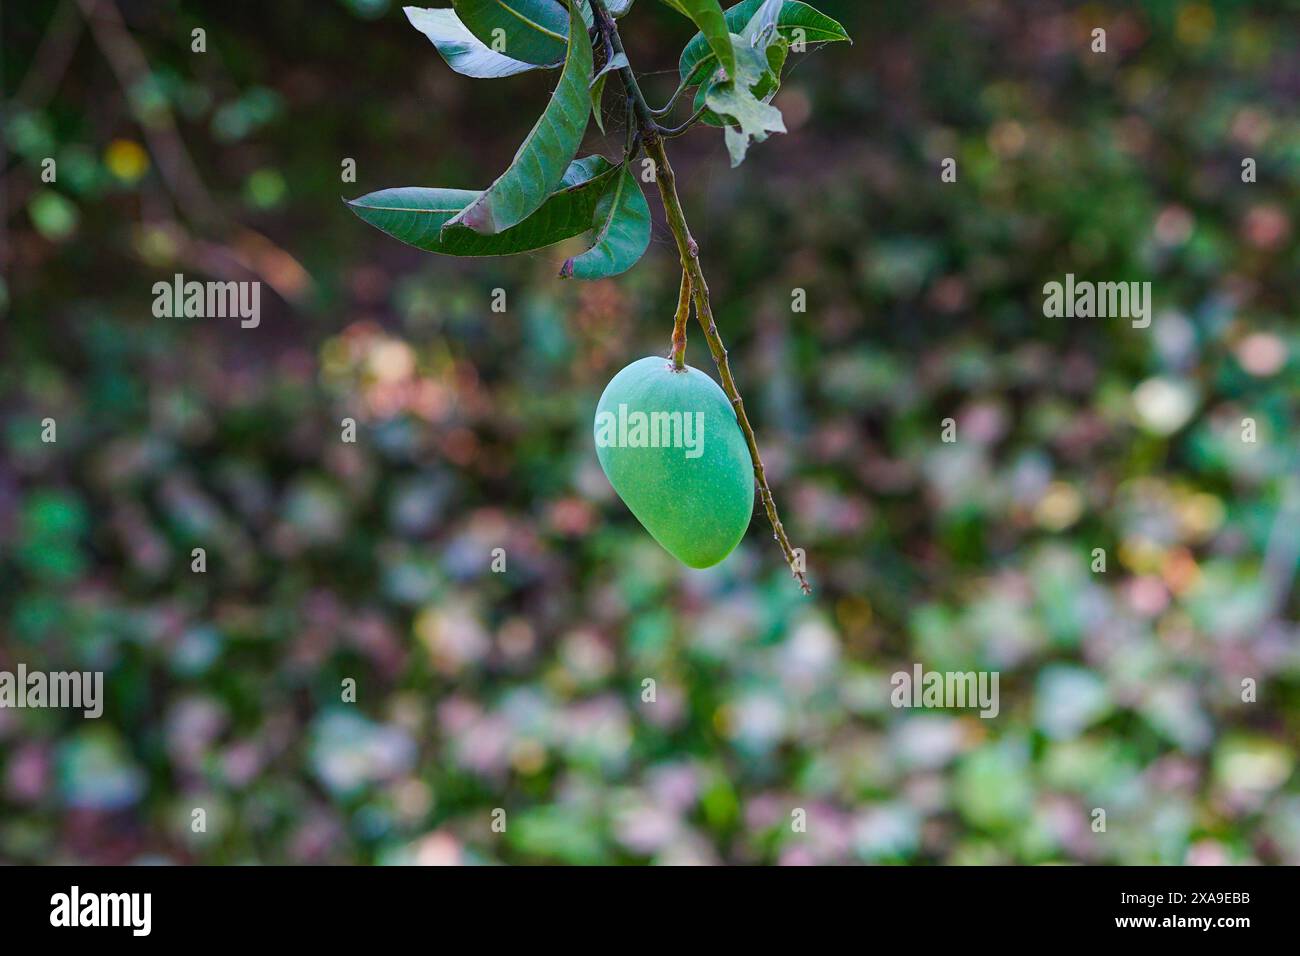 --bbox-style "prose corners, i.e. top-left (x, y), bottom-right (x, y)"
top-left (347, 155), bottom-right (617, 256)
top-left (589, 44), bottom-right (628, 133)
top-left (450, 0), bottom-right (572, 67)
top-left (593, 49), bottom-right (629, 84)
top-left (704, 38), bottom-right (786, 166)
top-left (693, 32), bottom-right (787, 127)
top-left (608, 0), bottom-right (635, 13)
top-left (691, 0), bottom-right (788, 127)
top-left (560, 164), bottom-right (651, 279)
top-left (445, 0), bottom-right (594, 235)
top-left (737, 0), bottom-right (783, 45)
top-left (678, 0), bottom-right (849, 87)
top-left (660, 0), bottom-right (735, 83)
top-left (590, 72), bottom-right (608, 132)
top-left (404, 7), bottom-right (545, 79)
top-left (759, 33), bottom-right (788, 96)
